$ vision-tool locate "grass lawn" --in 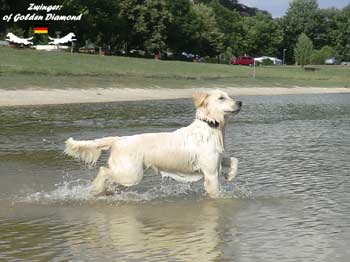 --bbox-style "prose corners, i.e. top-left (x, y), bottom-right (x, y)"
top-left (0, 47), bottom-right (349, 89)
